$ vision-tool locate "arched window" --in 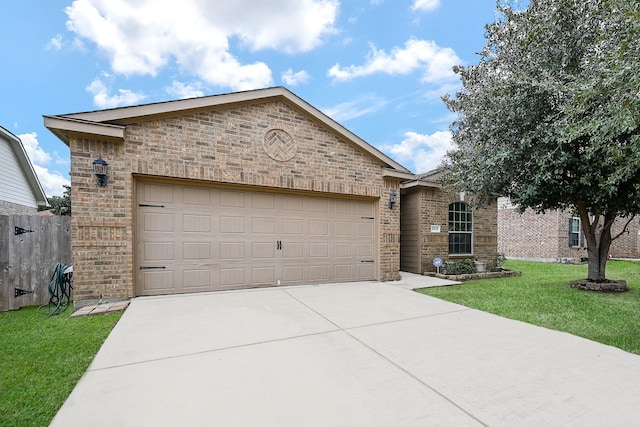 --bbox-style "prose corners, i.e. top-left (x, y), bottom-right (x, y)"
top-left (449, 202), bottom-right (472, 255)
